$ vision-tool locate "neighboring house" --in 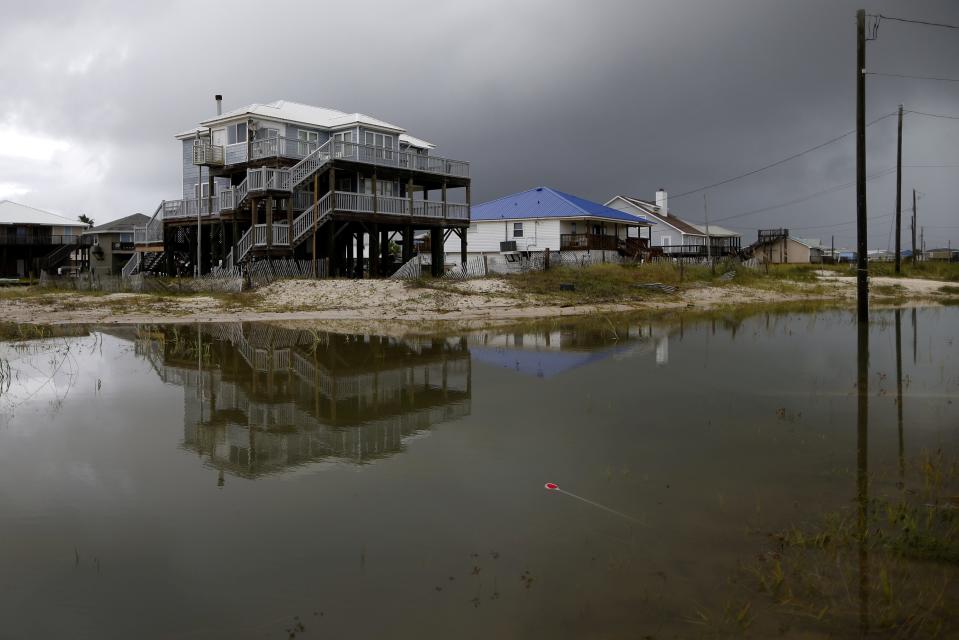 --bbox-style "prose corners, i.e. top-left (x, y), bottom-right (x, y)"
top-left (83, 213), bottom-right (151, 276)
top-left (749, 229), bottom-right (823, 264)
top-left (445, 186), bottom-right (653, 259)
top-left (867, 249), bottom-right (895, 262)
top-left (131, 97), bottom-right (470, 279)
top-left (0, 200), bottom-right (87, 277)
top-left (925, 247), bottom-right (958, 262)
top-left (606, 190), bottom-right (742, 256)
